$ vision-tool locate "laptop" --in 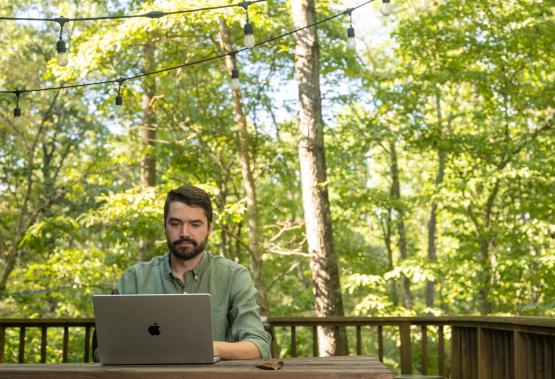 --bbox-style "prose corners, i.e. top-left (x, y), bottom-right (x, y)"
top-left (93, 293), bottom-right (219, 364)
